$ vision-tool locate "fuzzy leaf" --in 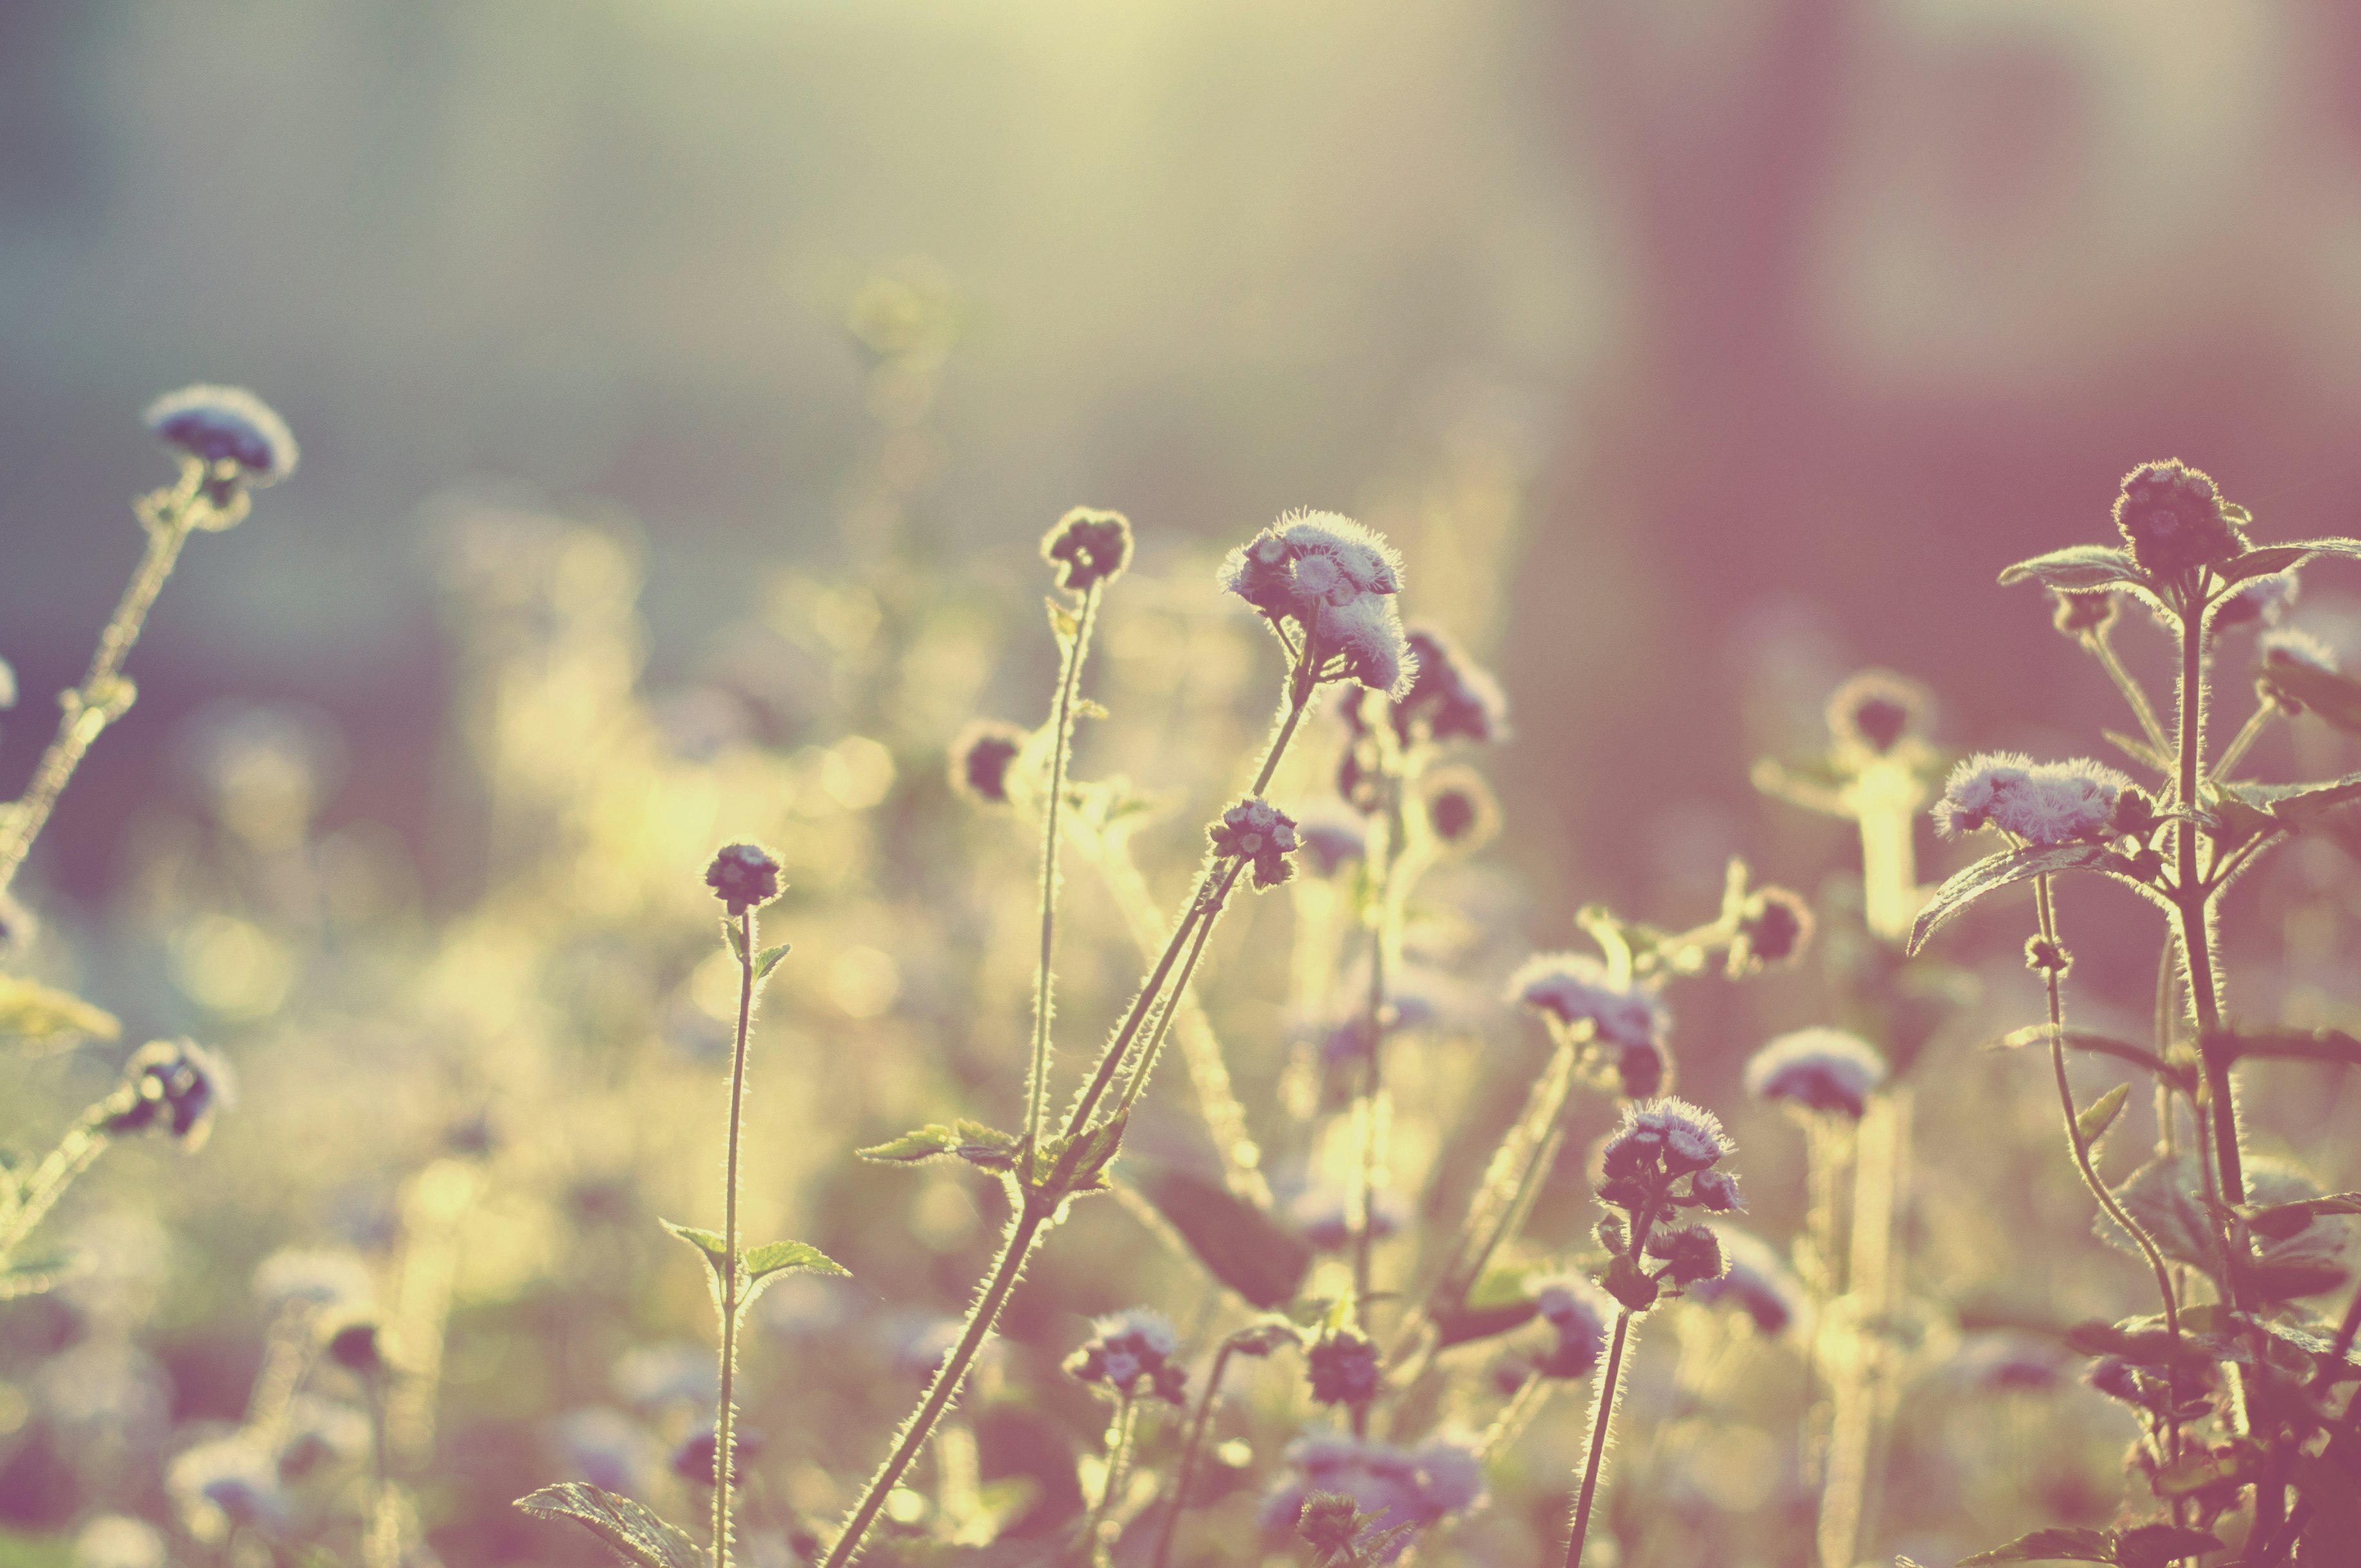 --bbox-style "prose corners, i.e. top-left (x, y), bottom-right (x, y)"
top-left (857, 1121), bottom-right (1017, 1168)
top-left (1996, 546), bottom-right (2147, 592)
top-left (514, 1483), bottom-right (704, 1568)
top-left (1956, 1526), bottom-right (2116, 1564)
top-left (2257, 661), bottom-right (2361, 738)
top-left (659, 1218), bottom-right (729, 1279)
top-left (2238, 1192), bottom-right (2361, 1241)
top-left (1046, 596), bottom-right (1079, 645)
top-left (1433, 1261), bottom-right (1543, 1348)
top-left (1908, 843), bottom-right (2112, 955)
top-left (2225, 768), bottom-right (2361, 828)
top-left (2213, 1026), bottom-right (2361, 1068)
top-left (721, 918), bottom-right (748, 963)
top-left (2098, 1157), bottom-right (2216, 1273)
top-left (742, 1238), bottom-right (847, 1281)
top-left (1988, 1025), bottom-right (2194, 1091)
top-left (2112, 1524), bottom-right (2229, 1568)
top-left (2218, 536), bottom-right (2361, 586)
top-left (2076, 1083), bottom-right (2132, 1148)
top-left (1135, 1164), bottom-right (1312, 1308)
top-left (0, 977), bottom-right (121, 1044)
top-left (753, 943), bottom-right (792, 982)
